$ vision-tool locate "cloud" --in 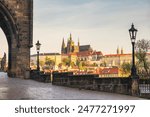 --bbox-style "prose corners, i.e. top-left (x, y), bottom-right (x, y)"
top-left (32, 0), bottom-right (150, 54)
top-left (34, 0), bottom-right (150, 29)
